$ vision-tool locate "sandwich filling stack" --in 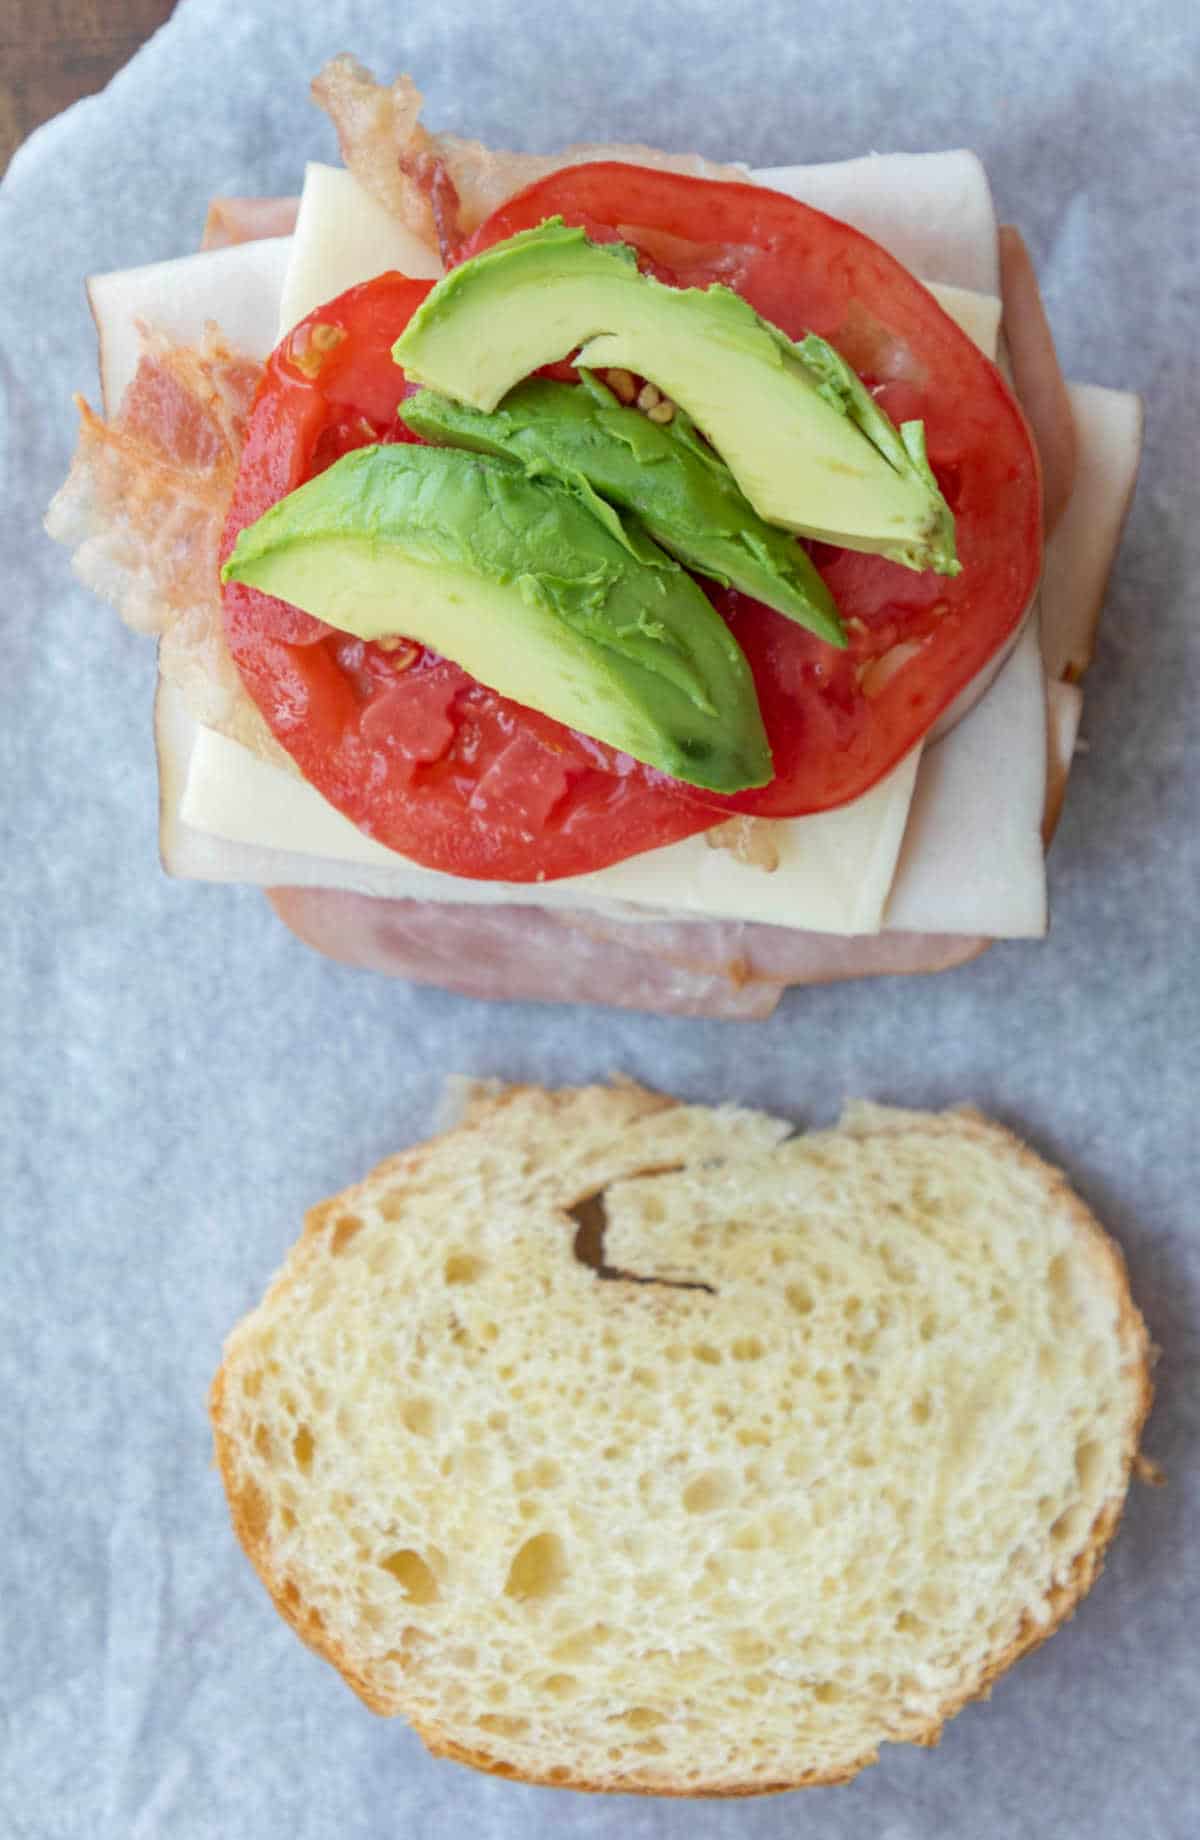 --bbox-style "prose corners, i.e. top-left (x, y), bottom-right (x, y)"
top-left (46, 59), bottom-right (1143, 1014)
